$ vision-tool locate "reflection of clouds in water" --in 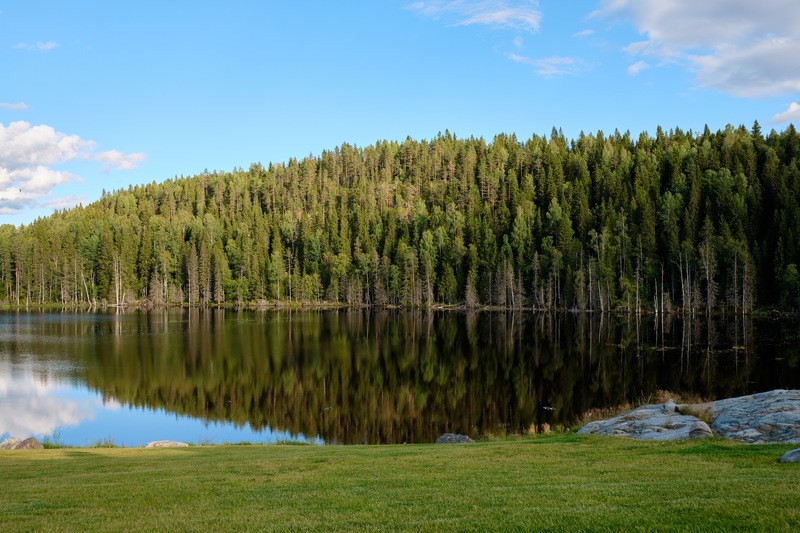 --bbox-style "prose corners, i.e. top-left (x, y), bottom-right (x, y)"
top-left (0, 363), bottom-right (95, 438)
